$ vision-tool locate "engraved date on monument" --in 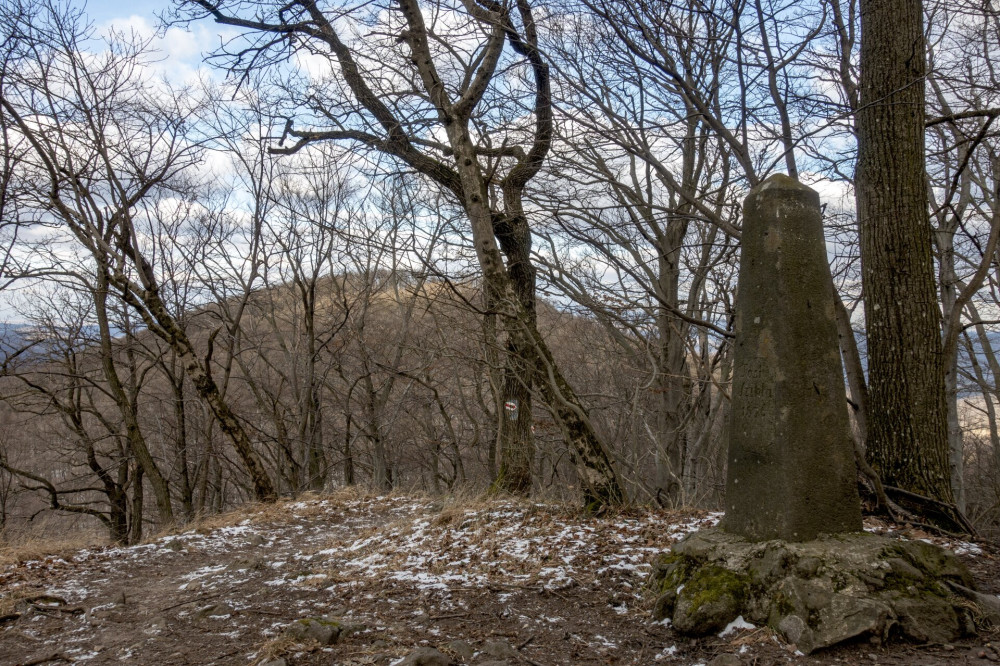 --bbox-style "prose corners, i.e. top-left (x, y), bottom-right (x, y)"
top-left (734, 358), bottom-right (776, 451)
